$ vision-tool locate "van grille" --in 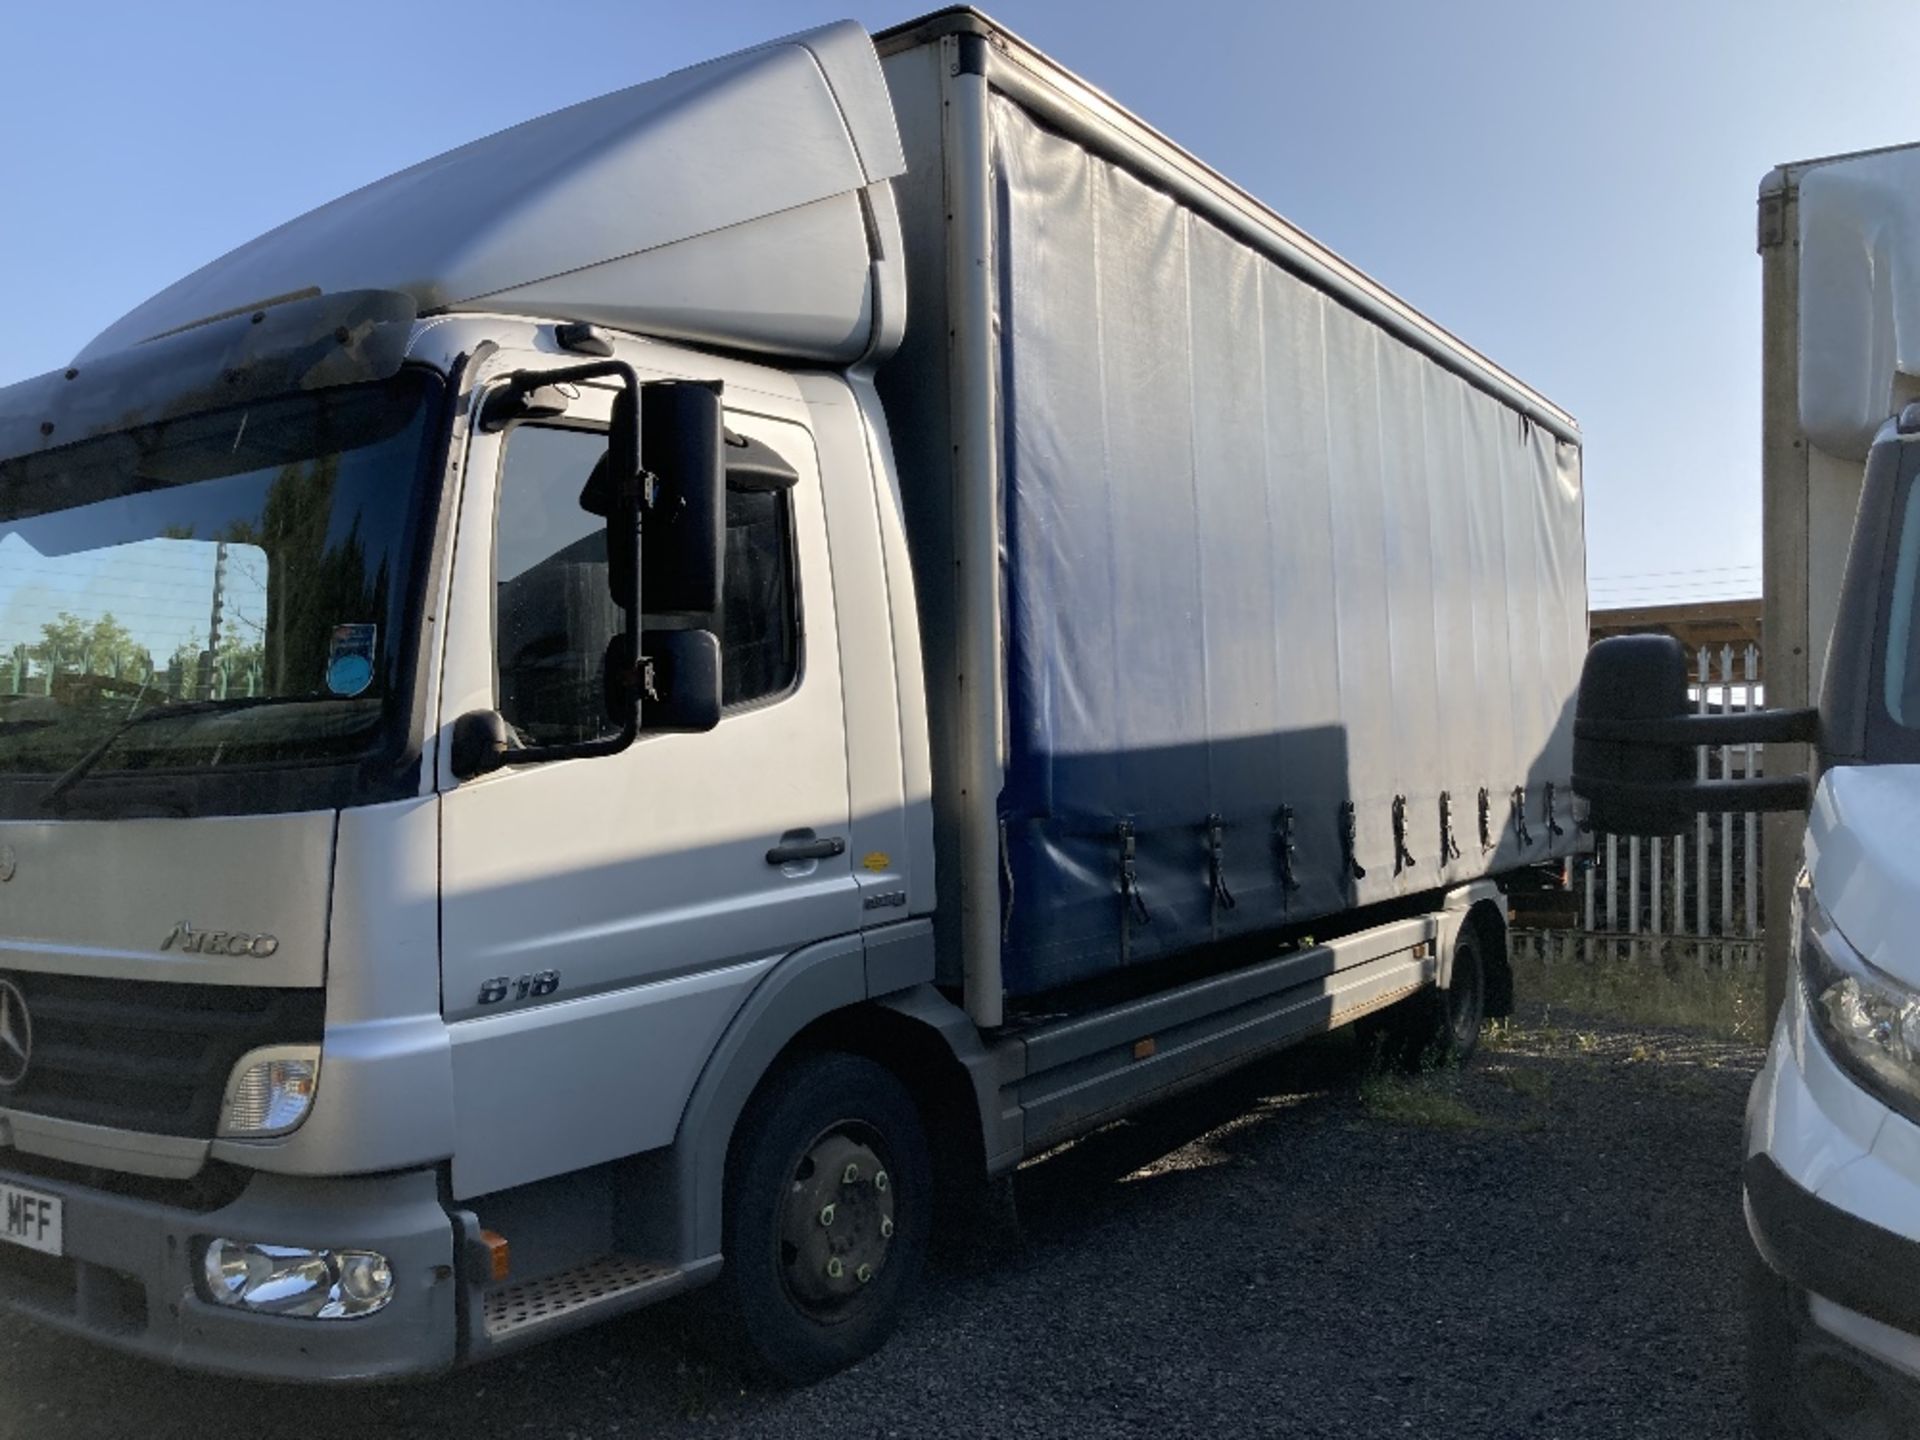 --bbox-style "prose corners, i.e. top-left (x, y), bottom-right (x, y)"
top-left (0, 973), bottom-right (324, 1139)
